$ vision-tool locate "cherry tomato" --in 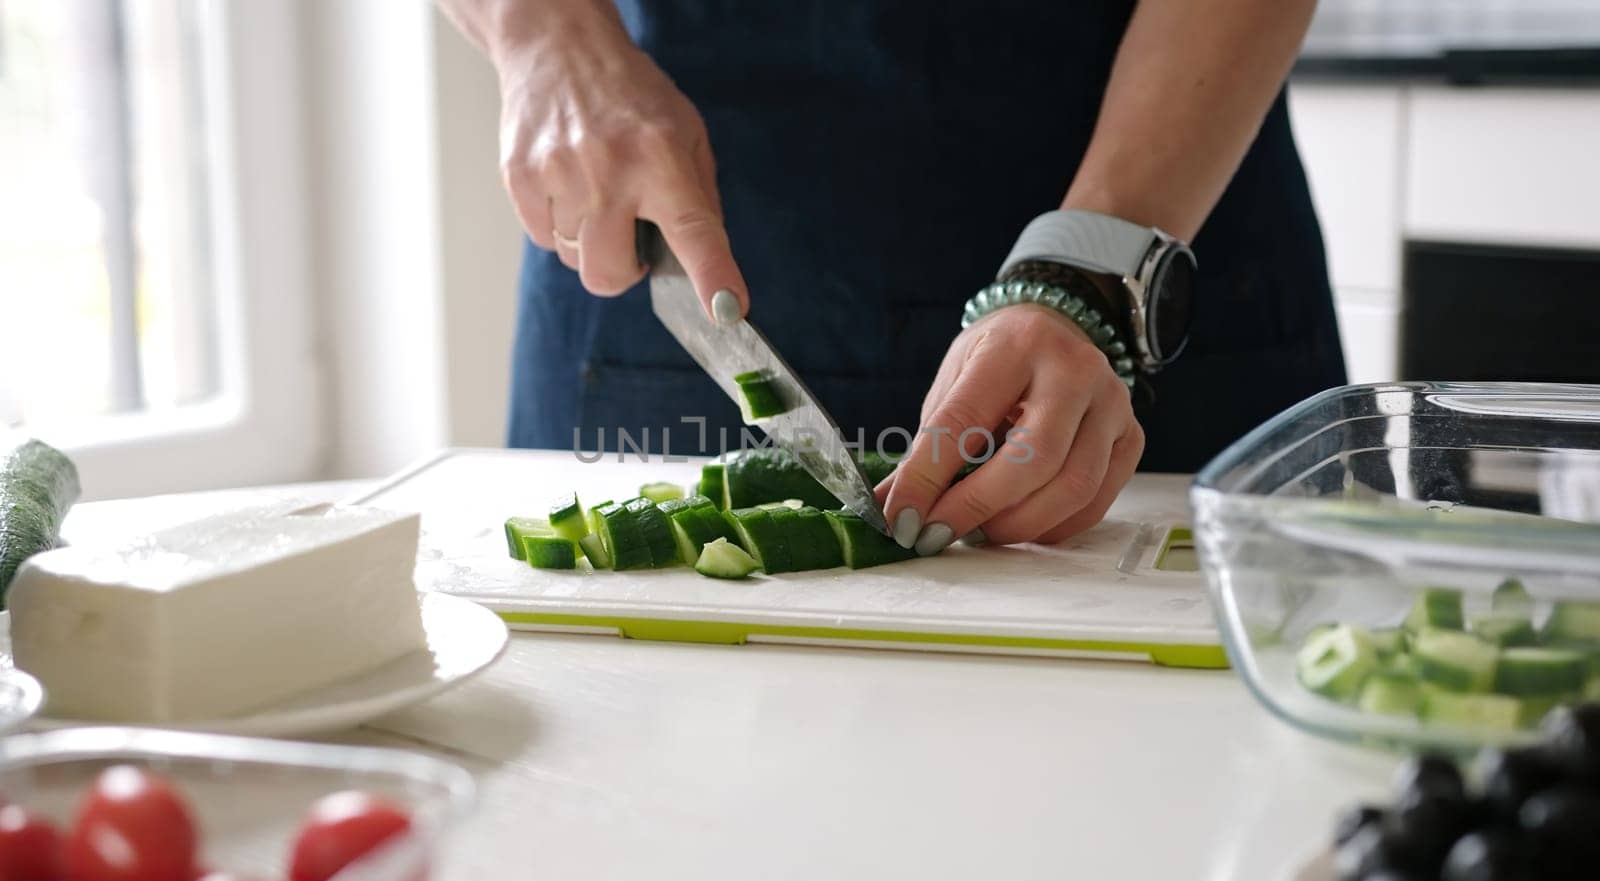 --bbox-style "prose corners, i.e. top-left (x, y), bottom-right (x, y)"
top-left (0, 804), bottom-right (63, 881)
top-left (64, 765), bottom-right (197, 881)
top-left (287, 792), bottom-right (412, 881)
